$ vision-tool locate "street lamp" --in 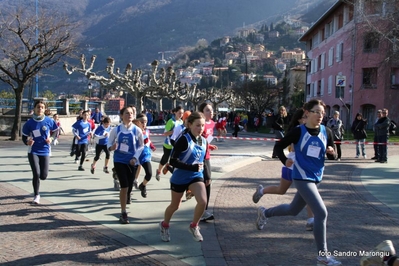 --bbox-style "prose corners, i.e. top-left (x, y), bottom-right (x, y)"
top-left (87, 83), bottom-right (92, 102)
